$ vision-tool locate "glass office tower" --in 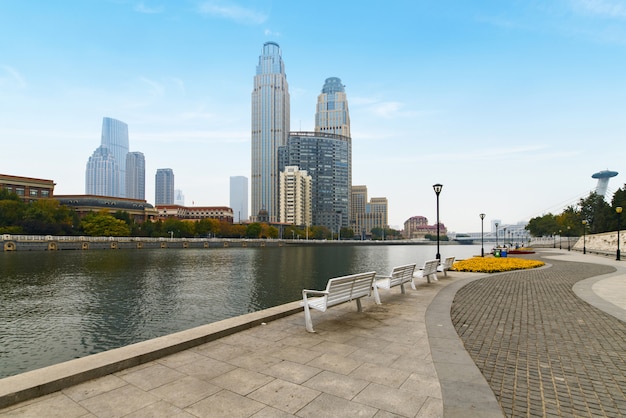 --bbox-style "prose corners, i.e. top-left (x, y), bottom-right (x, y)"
top-left (229, 176), bottom-right (249, 223)
top-left (251, 41), bottom-right (290, 222)
top-left (125, 151), bottom-right (145, 200)
top-left (279, 132), bottom-right (350, 231)
top-left (315, 77), bottom-right (351, 138)
top-left (101, 117), bottom-right (129, 197)
top-left (155, 168), bottom-right (174, 205)
top-left (85, 145), bottom-right (119, 197)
